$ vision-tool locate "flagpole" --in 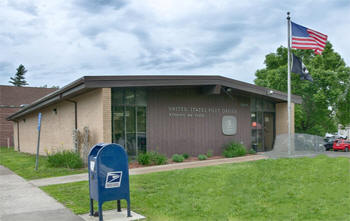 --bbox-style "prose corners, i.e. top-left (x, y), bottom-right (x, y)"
top-left (287, 12), bottom-right (292, 155)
